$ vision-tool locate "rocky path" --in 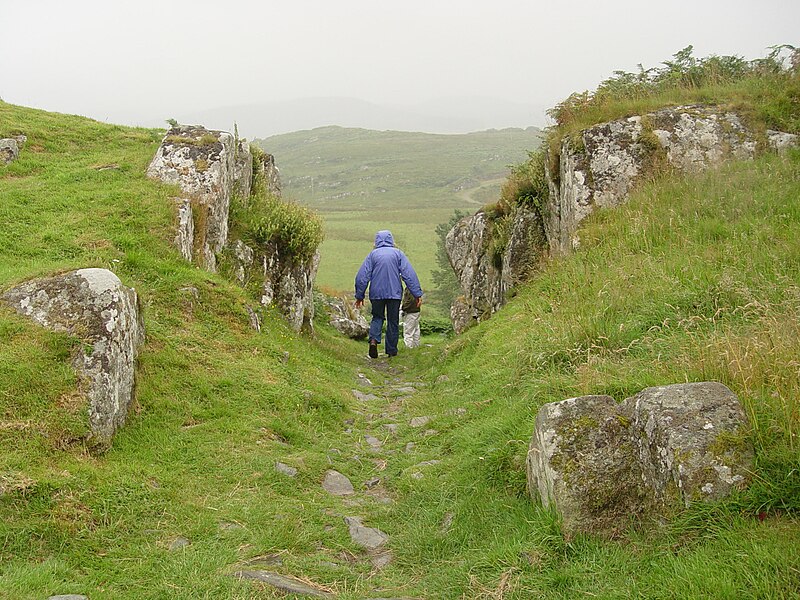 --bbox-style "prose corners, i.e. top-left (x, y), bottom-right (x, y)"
top-left (230, 358), bottom-right (448, 599)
